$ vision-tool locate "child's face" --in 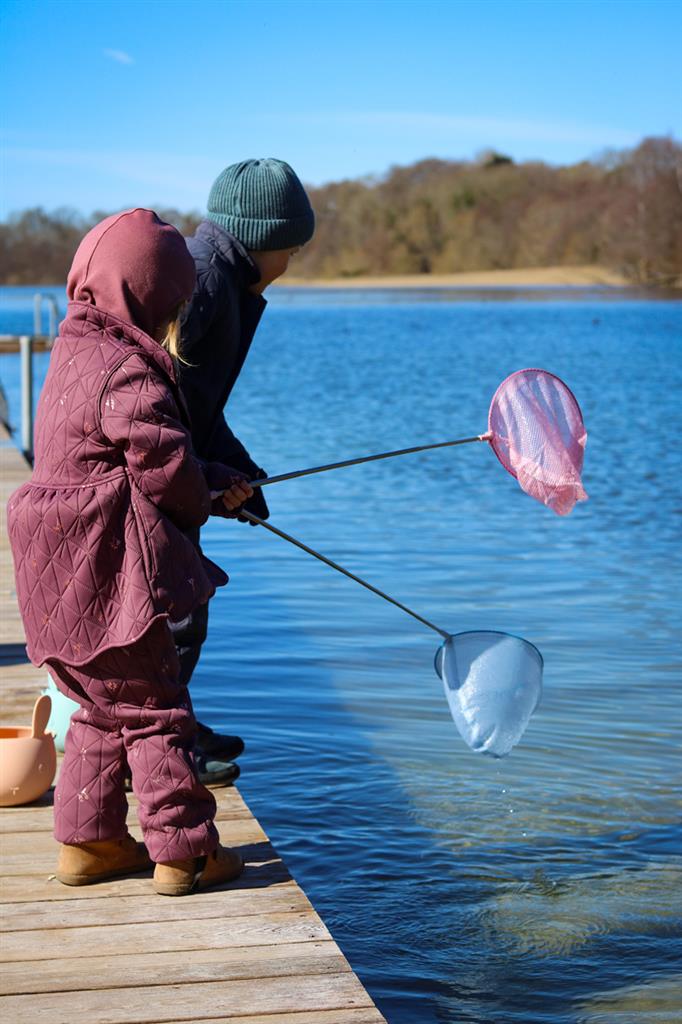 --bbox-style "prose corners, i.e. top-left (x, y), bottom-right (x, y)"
top-left (249, 247), bottom-right (300, 293)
